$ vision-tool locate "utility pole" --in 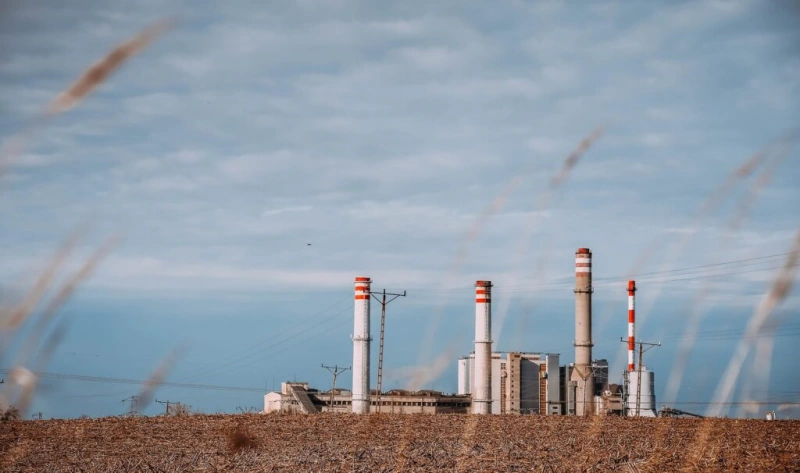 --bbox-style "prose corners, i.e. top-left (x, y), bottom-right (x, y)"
top-left (121, 395), bottom-right (138, 416)
top-left (156, 399), bottom-right (177, 415)
top-left (573, 364), bottom-right (598, 416)
top-left (321, 364), bottom-right (350, 412)
top-left (370, 288), bottom-right (406, 410)
top-left (620, 338), bottom-right (660, 416)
